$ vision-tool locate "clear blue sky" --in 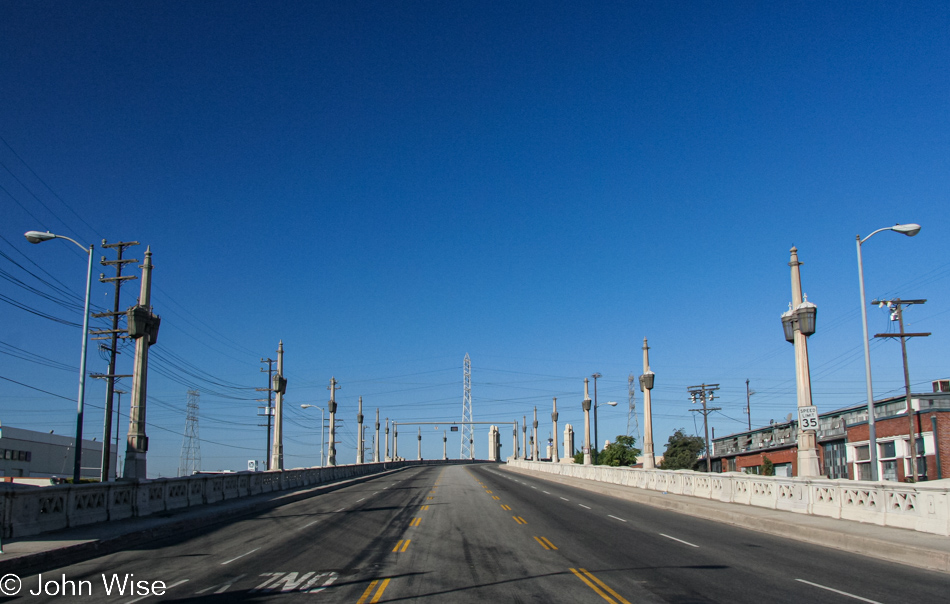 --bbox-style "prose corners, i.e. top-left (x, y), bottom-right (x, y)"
top-left (2, 2), bottom-right (947, 477)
